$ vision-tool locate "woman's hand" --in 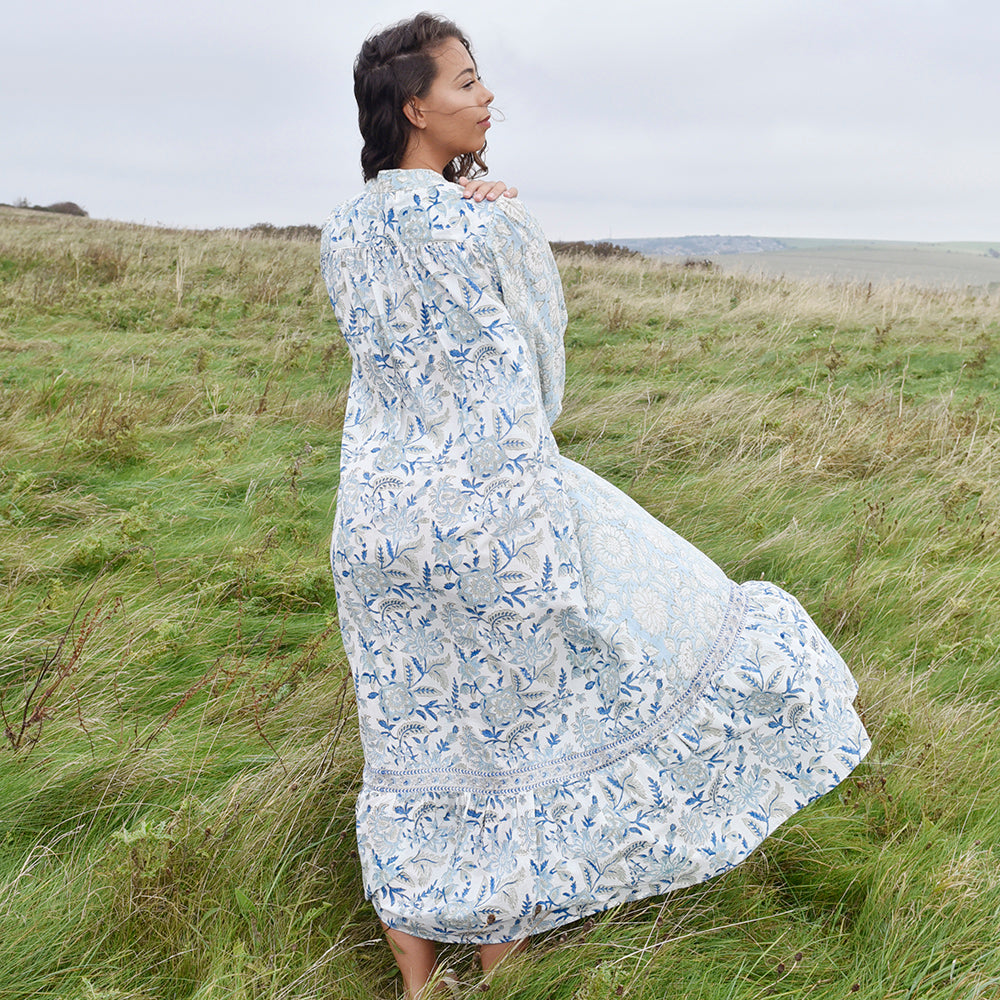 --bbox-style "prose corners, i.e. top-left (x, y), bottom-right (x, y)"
top-left (458, 176), bottom-right (518, 202)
